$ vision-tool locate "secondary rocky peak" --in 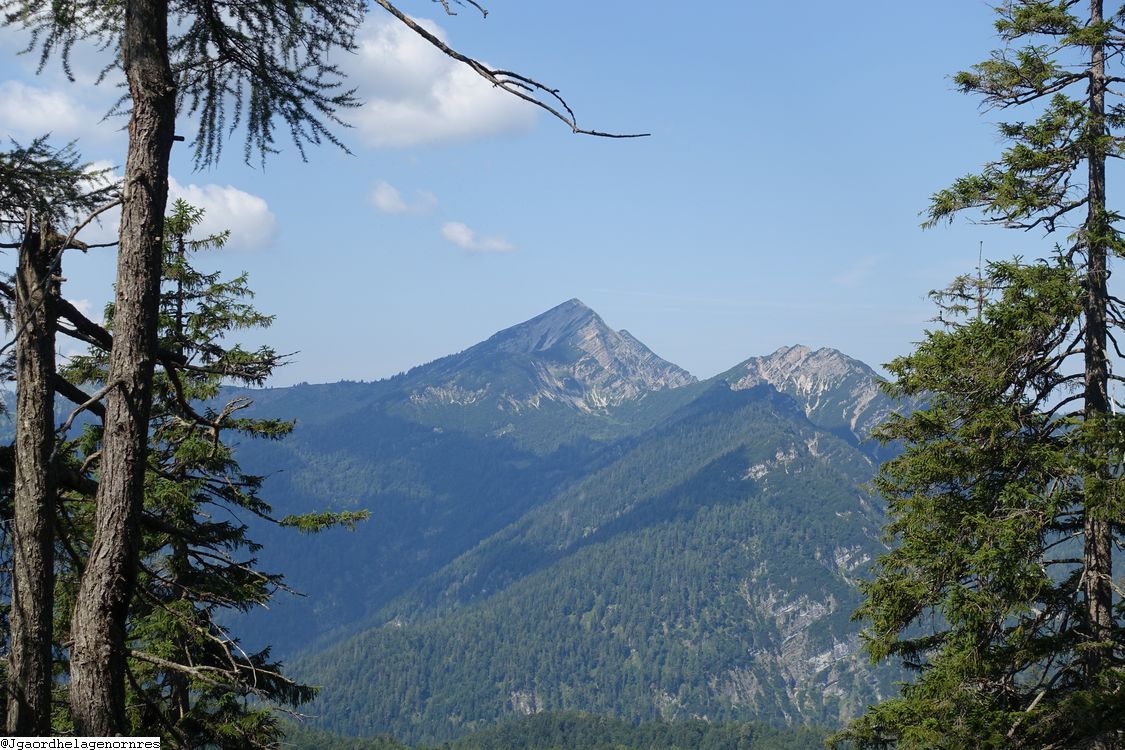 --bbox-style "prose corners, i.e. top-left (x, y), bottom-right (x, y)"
top-left (722, 346), bottom-right (895, 445)
top-left (730, 345), bottom-right (872, 391)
